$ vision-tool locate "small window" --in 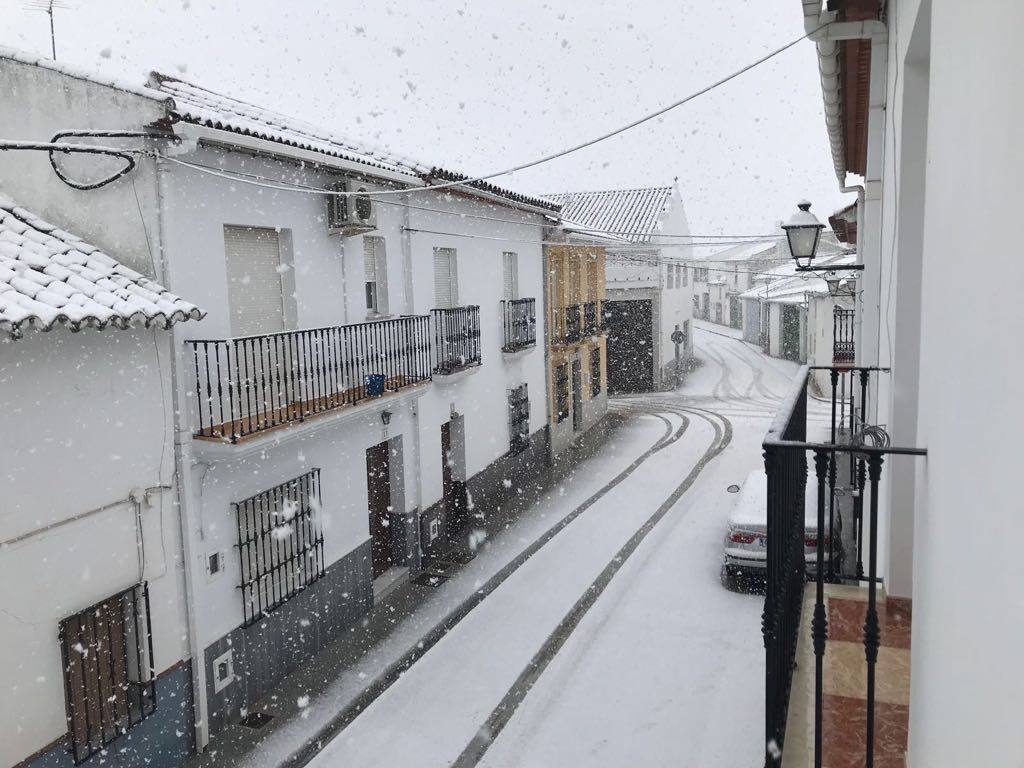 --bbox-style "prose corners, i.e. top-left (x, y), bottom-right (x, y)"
top-left (666, 266), bottom-right (674, 289)
top-left (681, 266), bottom-right (689, 286)
top-left (502, 252), bottom-right (519, 300)
top-left (555, 363), bottom-right (570, 423)
top-left (508, 383), bottom-right (530, 455)
top-left (59, 583), bottom-right (156, 764)
top-left (590, 346), bottom-right (601, 397)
